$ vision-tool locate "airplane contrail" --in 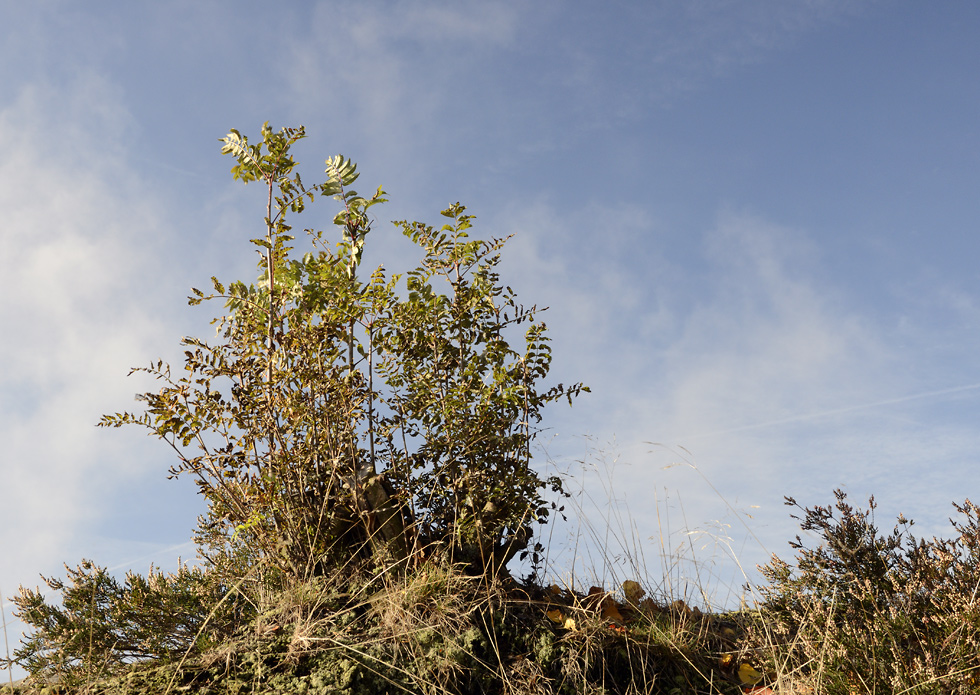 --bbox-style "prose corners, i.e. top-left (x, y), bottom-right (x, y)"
top-left (683, 382), bottom-right (980, 440)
